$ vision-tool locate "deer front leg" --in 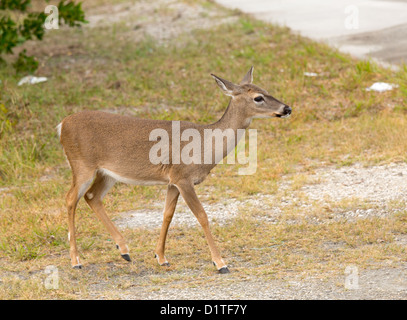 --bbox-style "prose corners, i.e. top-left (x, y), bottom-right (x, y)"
top-left (155, 184), bottom-right (180, 266)
top-left (175, 181), bottom-right (229, 274)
